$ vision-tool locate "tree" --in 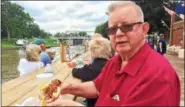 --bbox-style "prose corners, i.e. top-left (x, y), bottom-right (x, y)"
top-left (28, 23), bottom-right (41, 38)
top-left (134, 0), bottom-right (180, 33)
top-left (1, 1), bottom-right (52, 40)
top-left (78, 31), bottom-right (87, 37)
top-left (54, 32), bottom-right (62, 38)
top-left (1, 1), bottom-right (34, 39)
top-left (94, 1), bottom-right (180, 37)
top-left (94, 21), bottom-right (109, 40)
top-left (1, 0), bottom-right (11, 39)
